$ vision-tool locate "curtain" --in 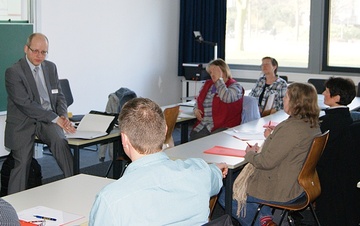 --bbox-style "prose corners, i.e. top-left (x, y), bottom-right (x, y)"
top-left (178, 0), bottom-right (226, 77)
